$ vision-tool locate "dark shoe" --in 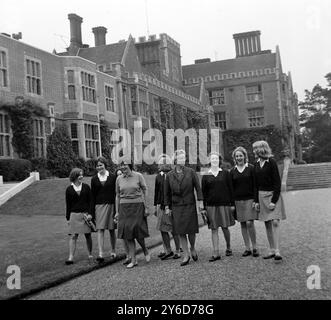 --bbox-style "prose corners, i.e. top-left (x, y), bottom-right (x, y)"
top-left (252, 249), bottom-right (260, 257)
top-left (209, 256), bottom-right (221, 262)
top-left (180, 248), bottom-right (183, 253)
top-left (263, 253), bottom-right (275, 259)
top-left (96, 256), bottom-right (105, 263)
top-left (242, 250), bottom-right (252, 257)
top-left (161, 251), bottom-right (174, 260)
top-left (123, 258), bottom-right (131, 265)
top-left (180, 257), bottom-right (190, 266)
top-left (173, 253), bottom-right (181, 259)
top-left (192, 253), bottom-right (198, 261)
top-left (225, 249), bottom-right (233, 256)
top-left (158, 252), bottom-right (166, 258)
top-left (65, 260), bottom-right (74, 265)
top-left (274, 254), bottom-right (283, 262)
